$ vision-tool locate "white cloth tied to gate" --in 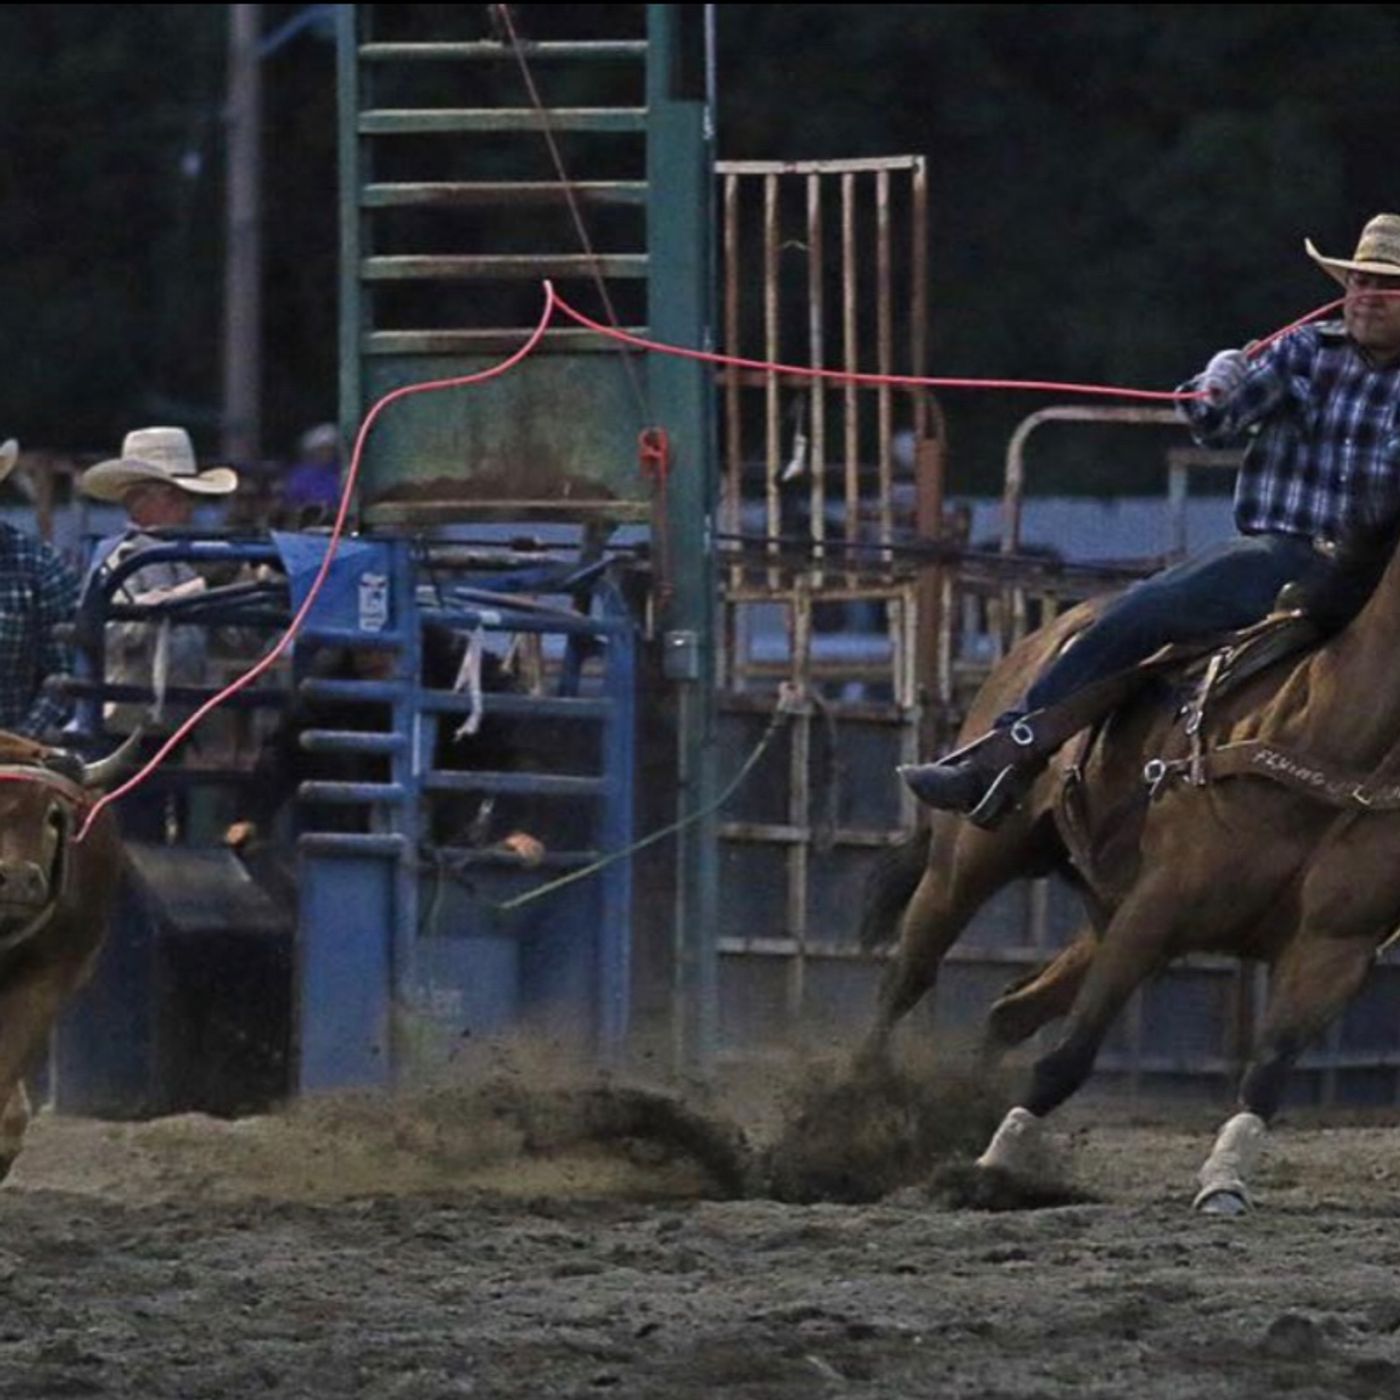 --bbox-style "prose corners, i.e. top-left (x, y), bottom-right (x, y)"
top-left (151, 618), bottom-right (171, 722)
top-left (137, 575), bottom-right (206, 726)
top-left (452, 625), bottom-right (486, 740)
